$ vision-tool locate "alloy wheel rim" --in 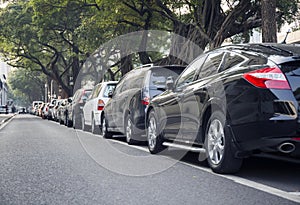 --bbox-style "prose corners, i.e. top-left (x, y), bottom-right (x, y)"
top-left (207, 119), bottom-right (225, 165)
top-left (126, 118), bottom-right (132, 142)
top-left (82, 115), bottom-right (85, 130)
top-left (102, 118), bottom-right (106, 135)
top-left (148, 117), bottom-right (157, 150)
